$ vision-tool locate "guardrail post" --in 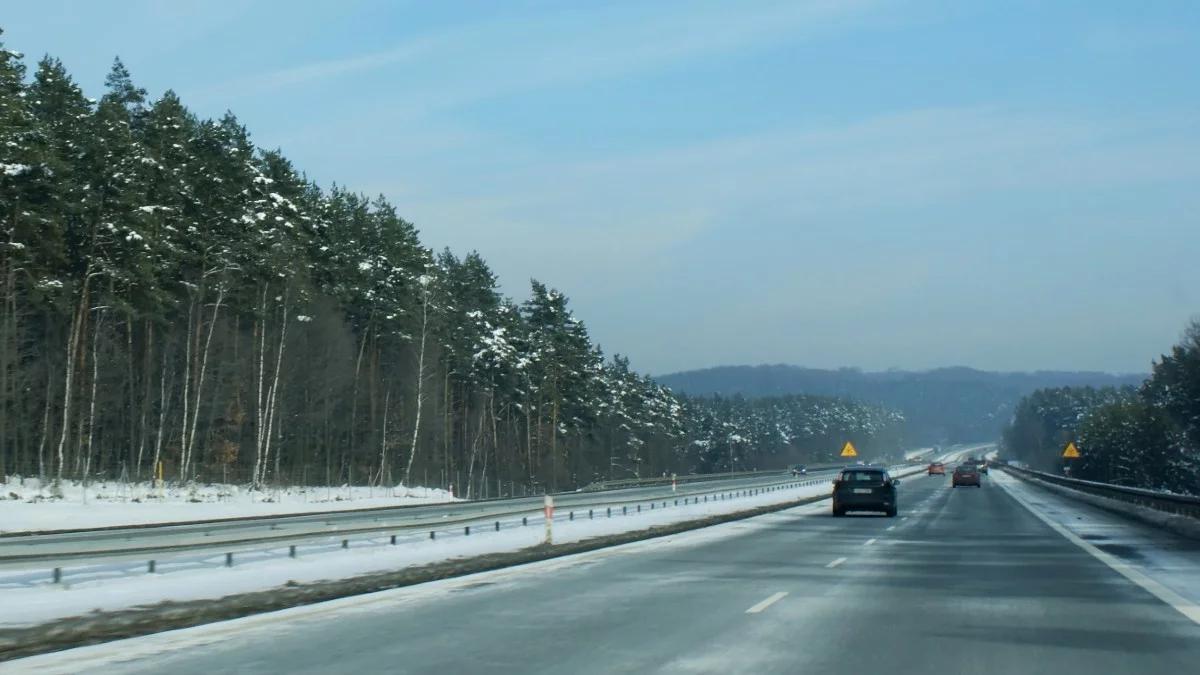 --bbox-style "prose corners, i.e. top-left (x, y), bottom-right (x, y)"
top-left (522, 516), bottom-right (528, 526)
top-left (637, 504), bottom-right (641, 513)
top-left (465, 526), bottom-right (471, 536)
top-left (495, 521), bottom-right (501, 531)
top-left (390, 535), bottom-right (397, 545)
top-left (342, 539), bottom-right (349, 549)
top-left (589, 509), bottom-right (594, 519)
top-left (52, 567), bottom-right (61, 584)
top-left (623, 506), bottom-right (627, 515)
top-left (650, 503), bottom-right (654, 510)
top-left (430, 531), bottom-right (436, 540)
top-left (290, 545), bottom-right (298, 557)
top-left (607, 507), bottom-right (612, 517)
top-left (147, 560), bottom-right (156, 574)
top-left (225, 552), bottom-right (233, 567)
